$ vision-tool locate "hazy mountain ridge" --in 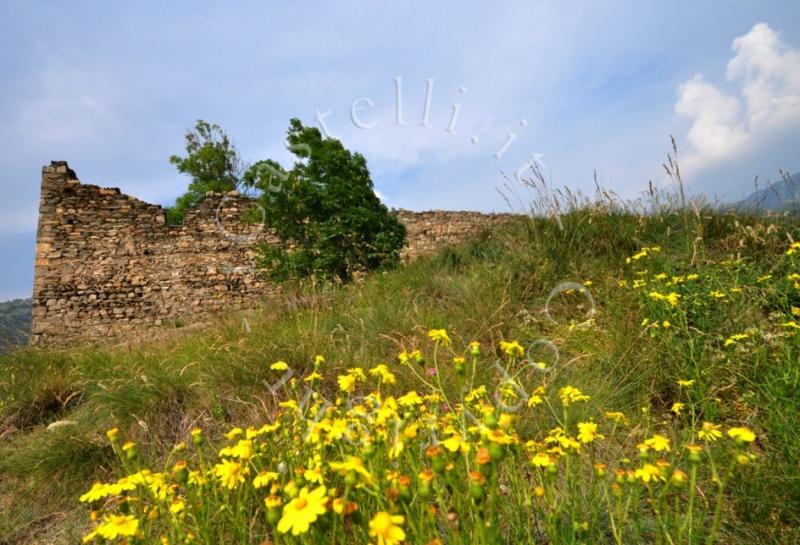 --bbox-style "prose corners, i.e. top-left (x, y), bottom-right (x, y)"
top-left (733, 172), bottom-right (800, 212)
top-left (0, 297), bottom-right (32, 351)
